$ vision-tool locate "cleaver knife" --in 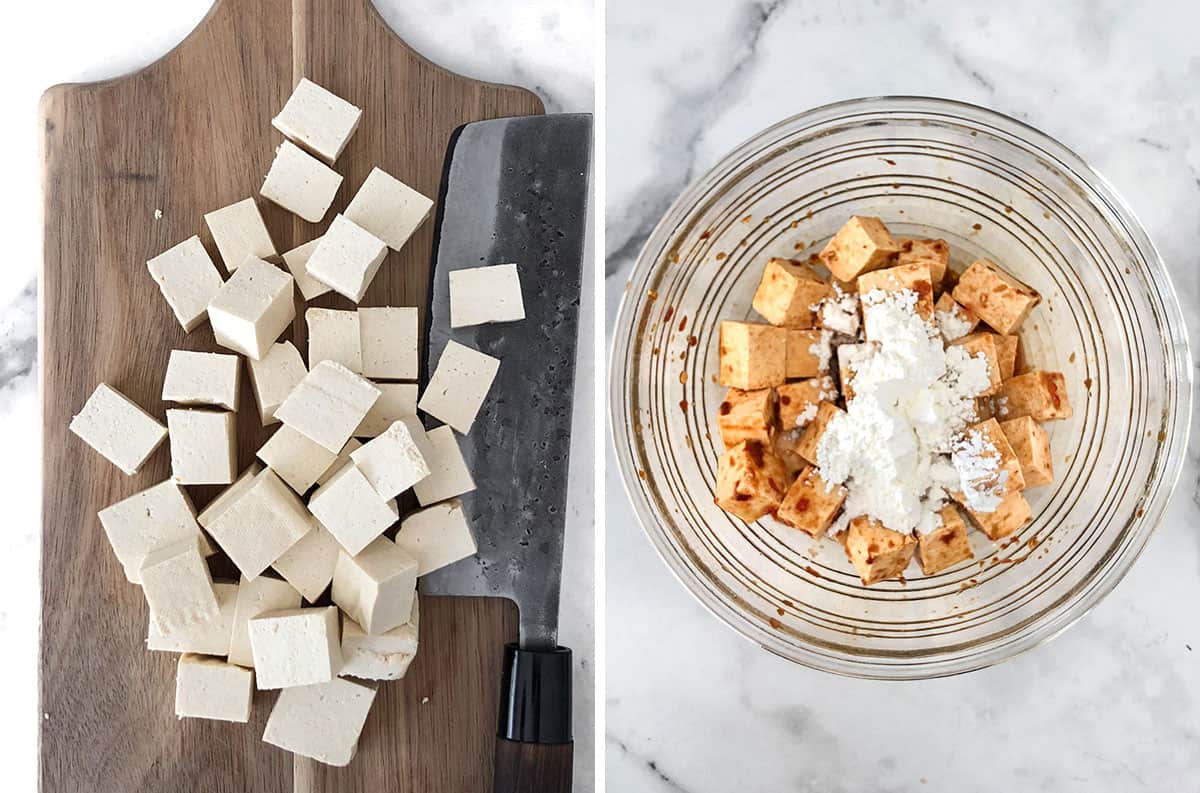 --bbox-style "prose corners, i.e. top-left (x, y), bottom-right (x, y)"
top-left (419, 113), bottom-right (592, 793)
